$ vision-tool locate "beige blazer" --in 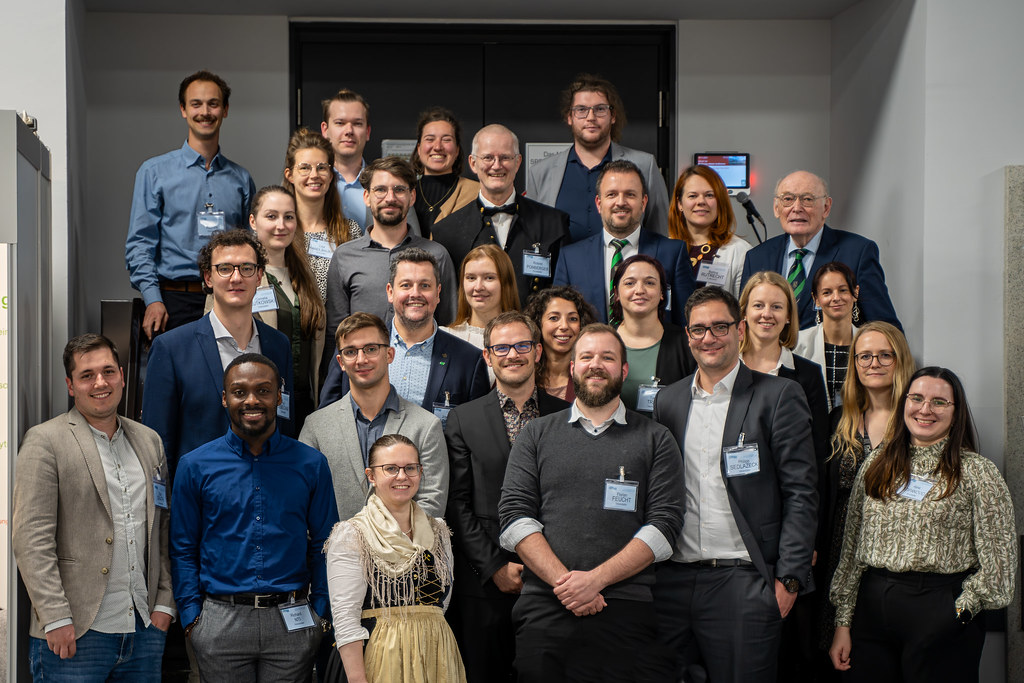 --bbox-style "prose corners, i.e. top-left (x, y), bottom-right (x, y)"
top-left (12, 408), bottom-right (173, 639)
